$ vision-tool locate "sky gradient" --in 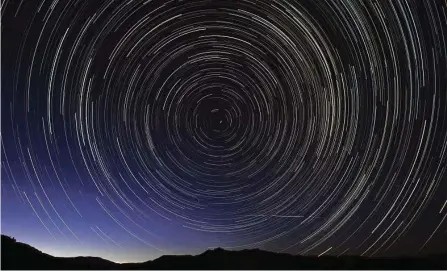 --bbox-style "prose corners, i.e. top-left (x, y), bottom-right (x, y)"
top-left (2, 0), bottom-right (447, 263)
